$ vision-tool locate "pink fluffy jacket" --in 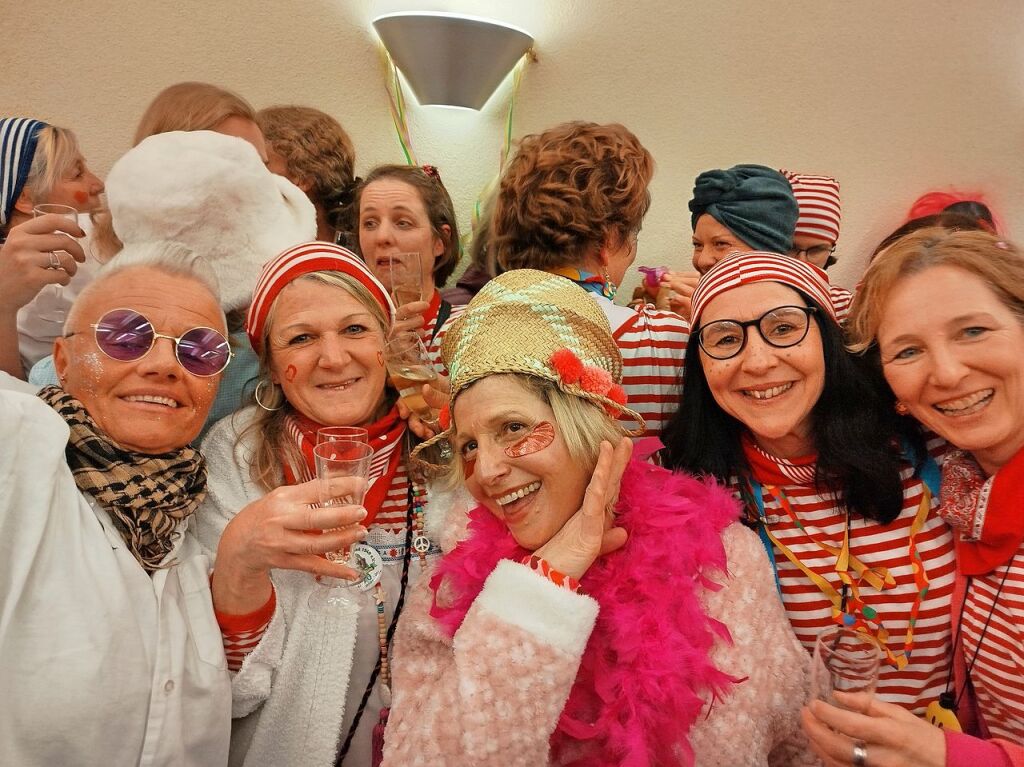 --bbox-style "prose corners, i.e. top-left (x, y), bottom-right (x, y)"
top-left (382, 455), bottom-right (820, 766)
